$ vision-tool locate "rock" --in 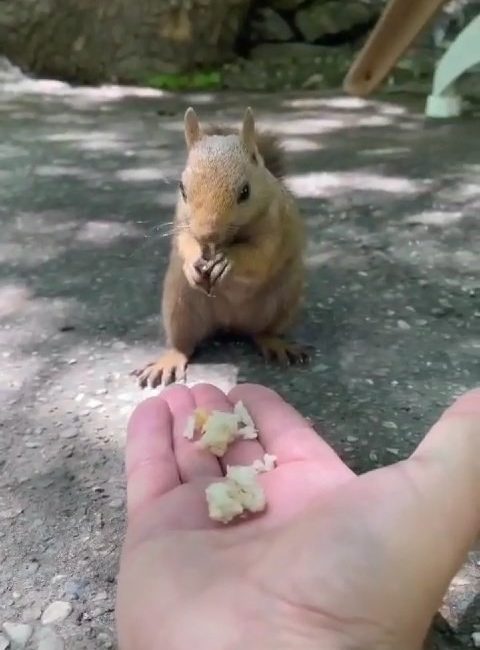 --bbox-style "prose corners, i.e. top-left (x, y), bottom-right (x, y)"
top-left (2, 622), bottom-right (33, 648)
top-left (302, 73), bottom-right (324, 89)
top-left (295, 1), bottom-right (376, 42)
top-left (37, 627), bottom-right (64, 650)
top-left (472, 632), bottom-right (480, 648)
top-left (251, 8), bottom-right (294, 42)
top-left (22, 605), bottom-right (42, 621)
top-left (0, 634), bottom-right (9, 650)
top-left (63, 578), bottom-right (89, 601)
top-left (397, 319), bottom-right (411, 330)
top-left (0, 0), bottom-right (252, 83)
top-left (0, 507), bottom-right (23, 520)
top-left (41, 601), bottom-right (72, 625)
